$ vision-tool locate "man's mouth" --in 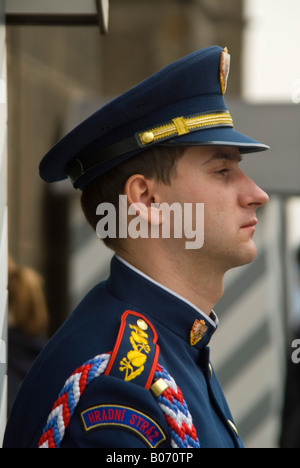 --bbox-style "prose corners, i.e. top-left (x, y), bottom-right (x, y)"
top-left (241, 219), bottom-right (258, 230)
